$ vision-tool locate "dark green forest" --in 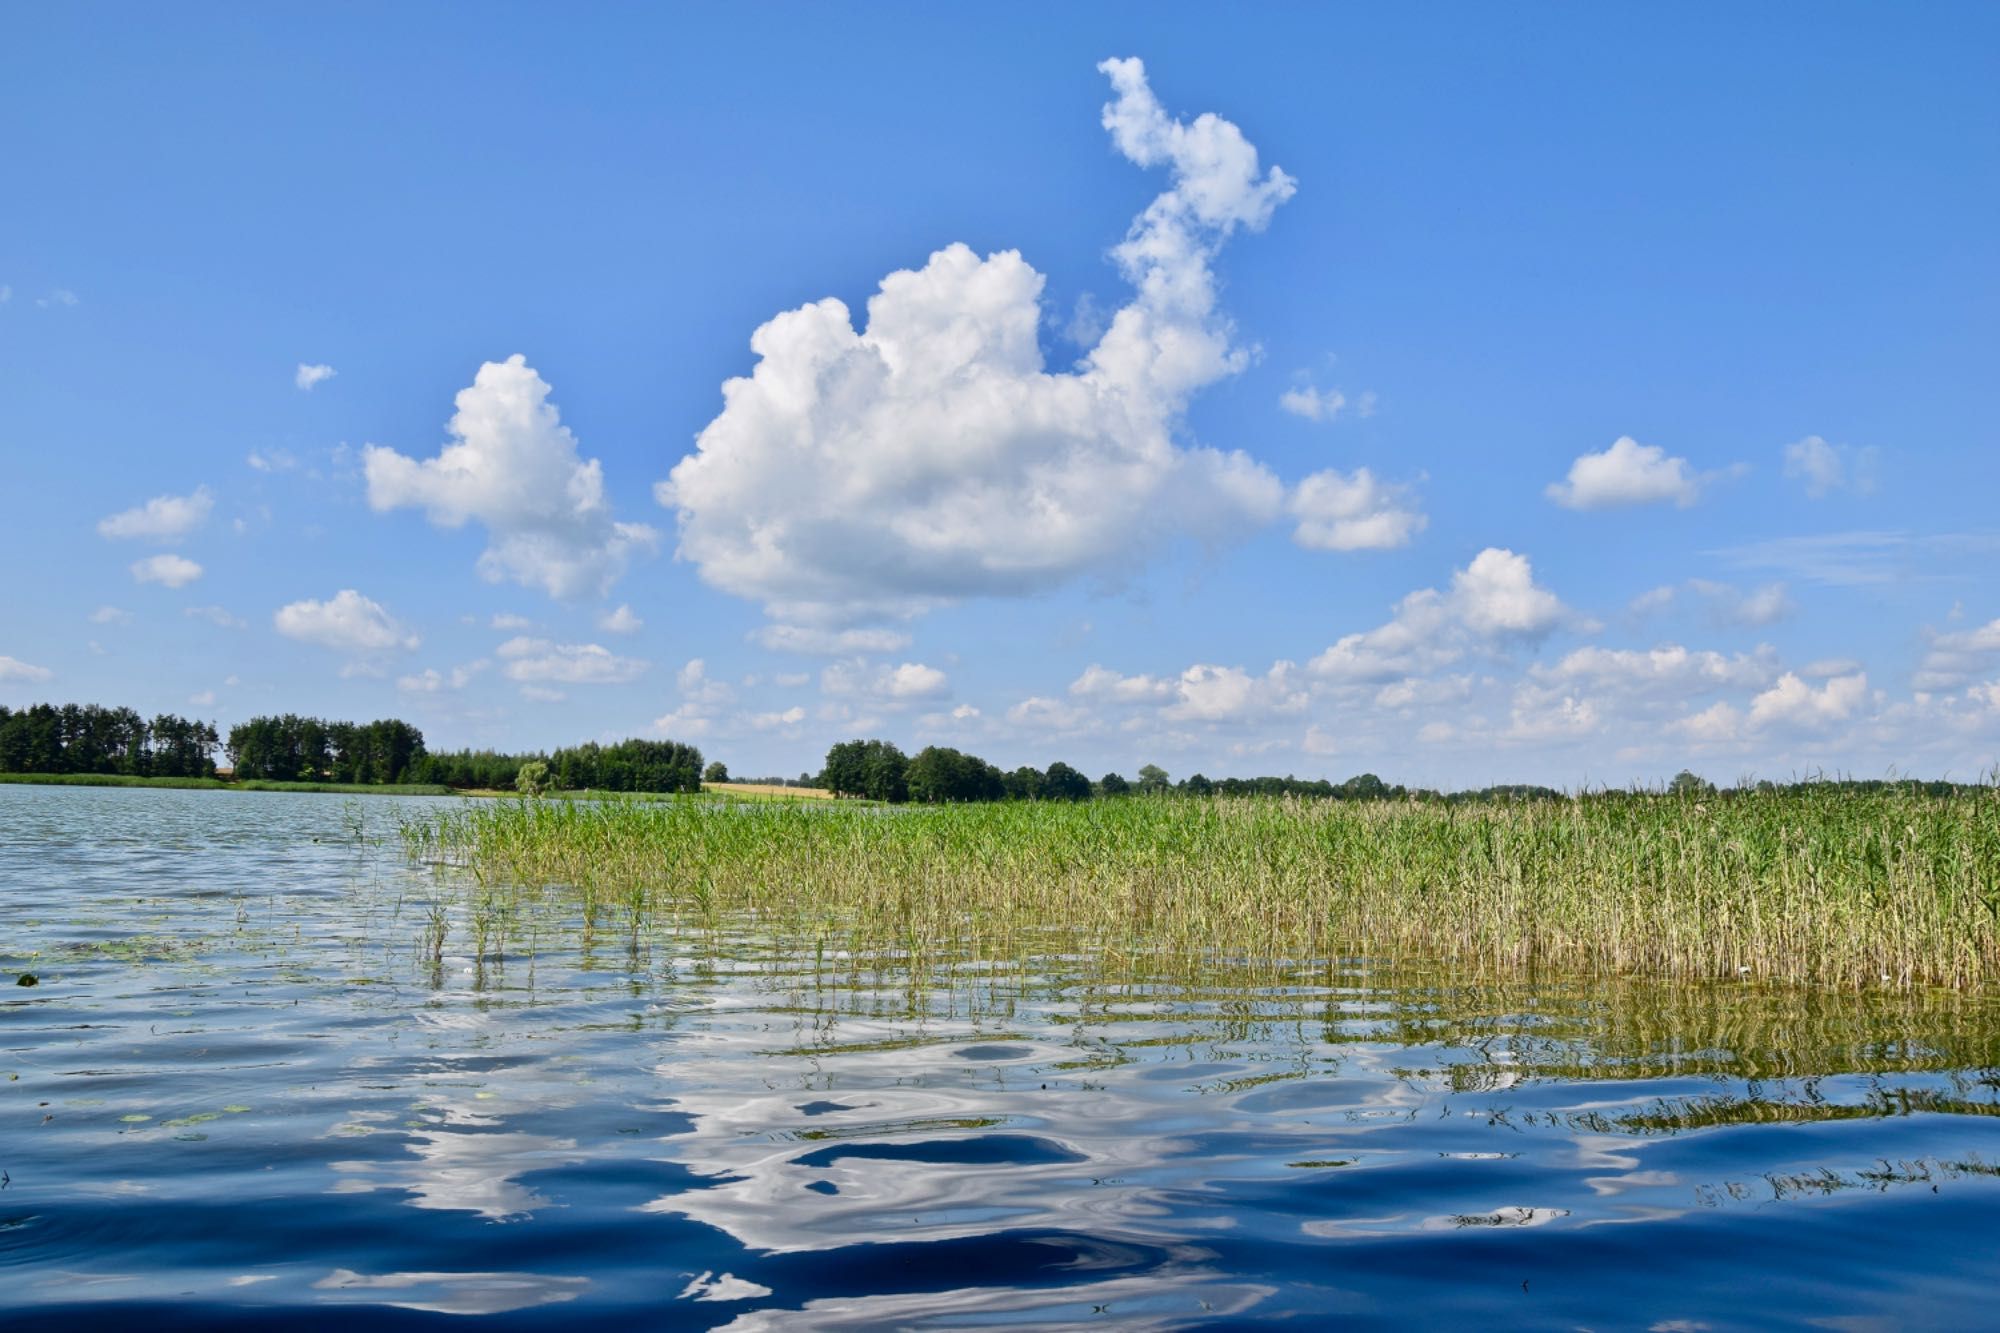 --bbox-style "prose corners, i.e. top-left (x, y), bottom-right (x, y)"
top-left (0, 704), bottom-right (220, 778)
